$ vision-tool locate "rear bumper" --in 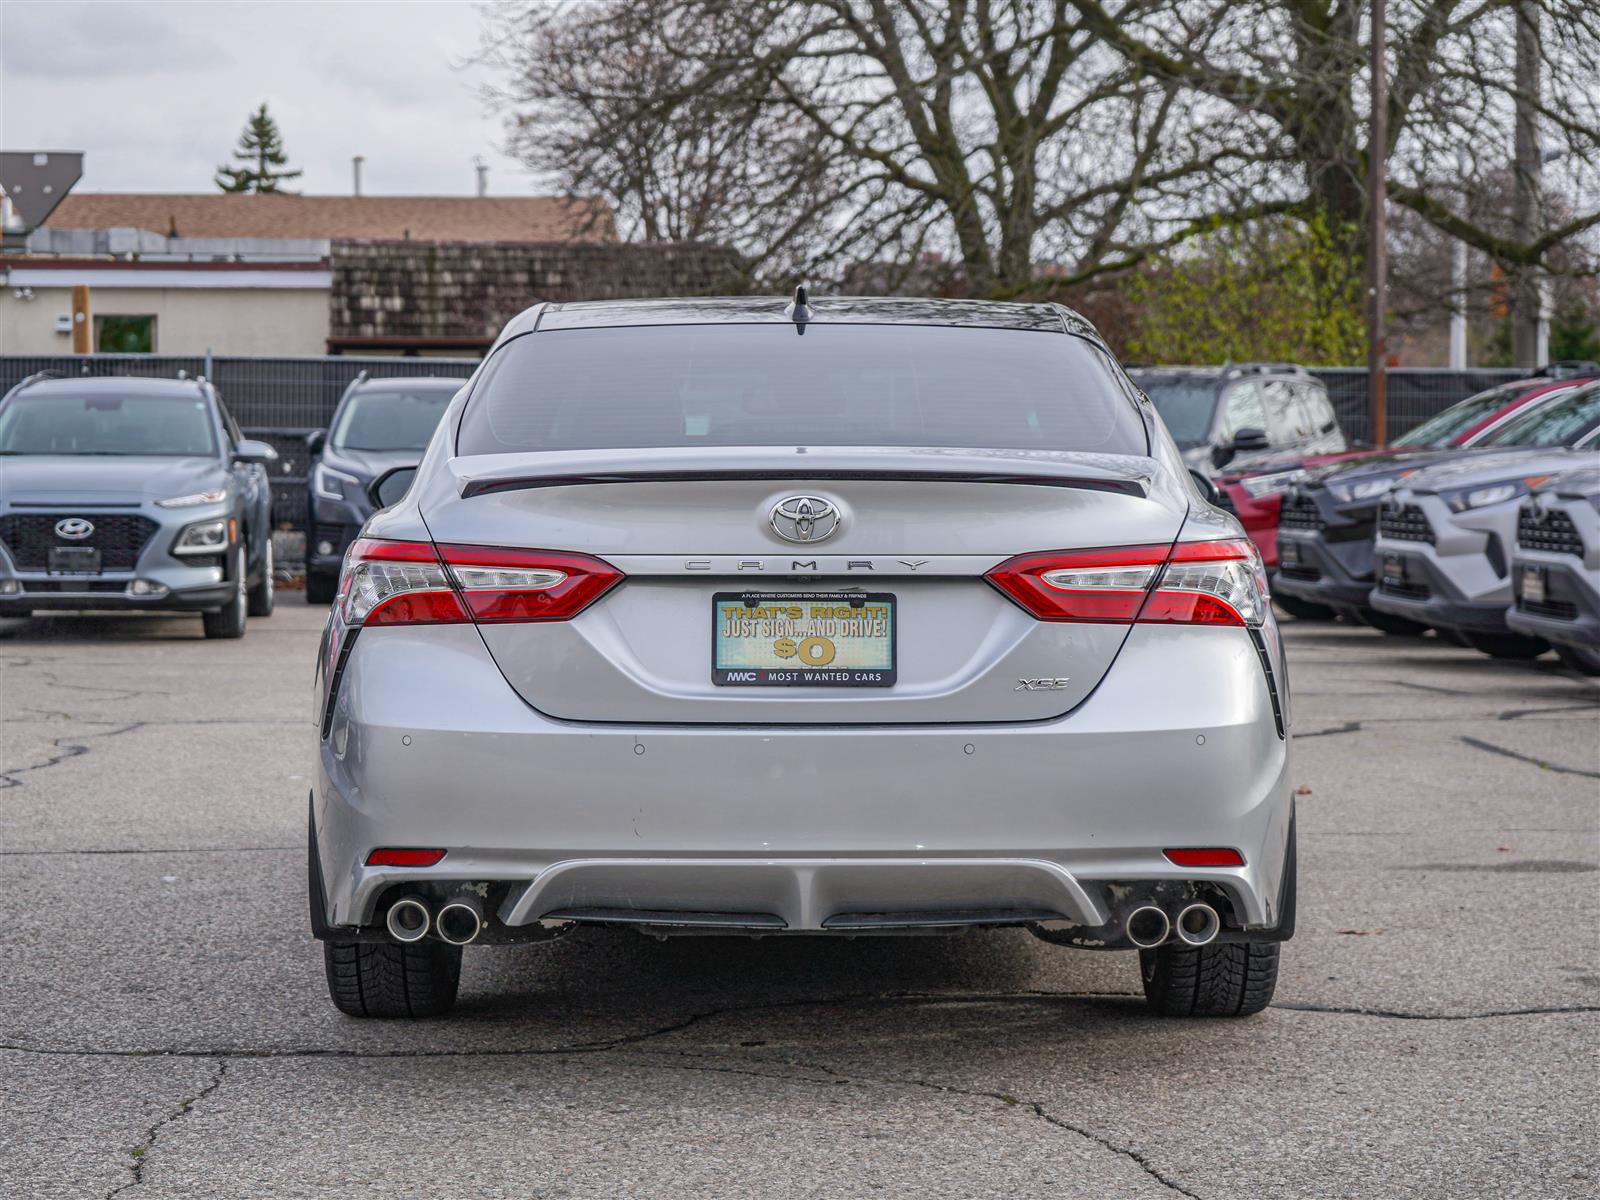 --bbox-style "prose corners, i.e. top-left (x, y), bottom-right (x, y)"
top-left (313, 622), bottom-right (1294, 936)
